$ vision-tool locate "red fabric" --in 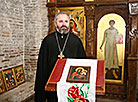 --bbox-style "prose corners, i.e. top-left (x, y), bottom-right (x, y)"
top-left (48, 59), bottom-right (104, 89)
top-left (48, 59), bottom-right (67, 82)
top-left (96, 60), bottom-right (104, 88)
